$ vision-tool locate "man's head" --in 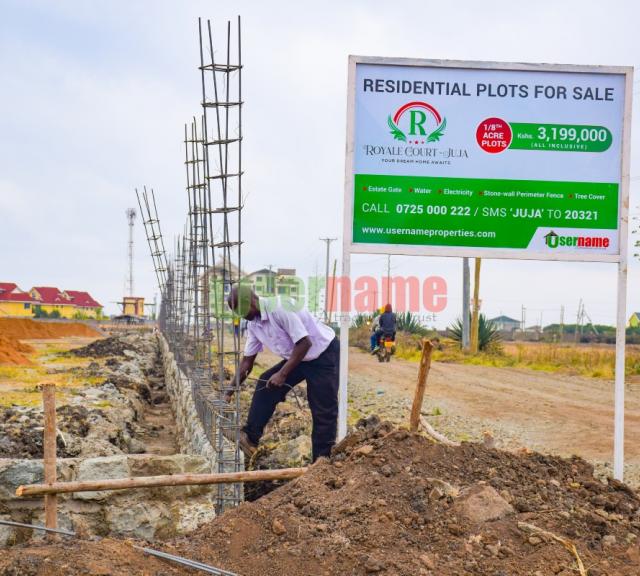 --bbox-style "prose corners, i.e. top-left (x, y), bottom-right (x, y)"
top-left (227, 283), bottom-right (260, 320)
top-left (384, 303), bottom-right (392, 313)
